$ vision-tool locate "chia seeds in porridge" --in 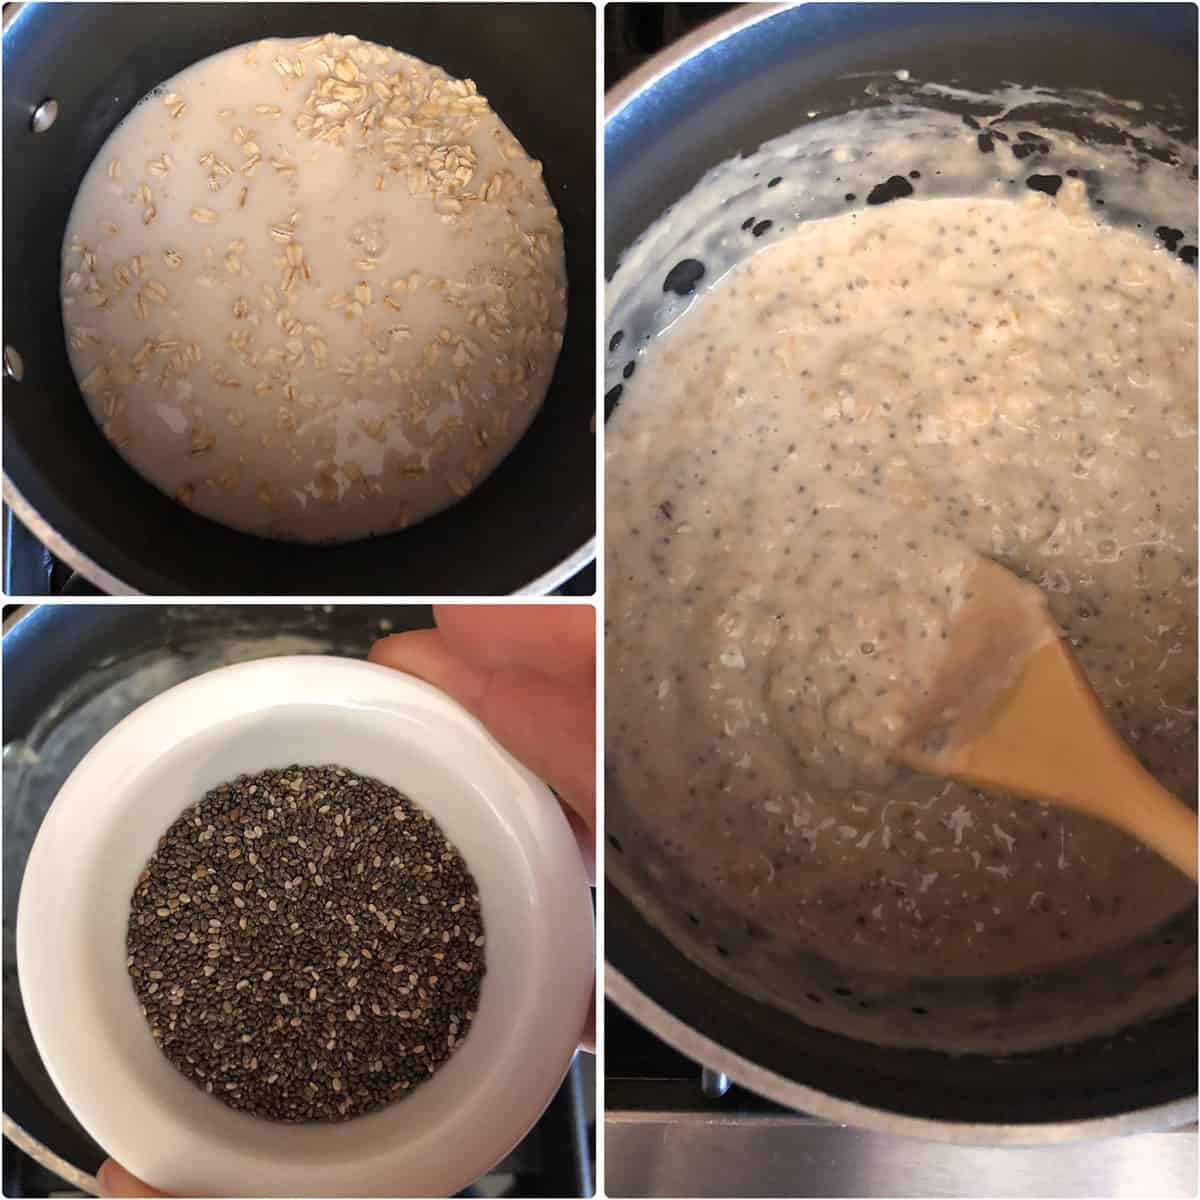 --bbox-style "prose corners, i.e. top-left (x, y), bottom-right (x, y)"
top-left (126, 764), bottom-right (485, 1122)
top-left (62, 34), bottom-right (566, 543)
top-left (607, 179), bottom-right (1197, 981)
